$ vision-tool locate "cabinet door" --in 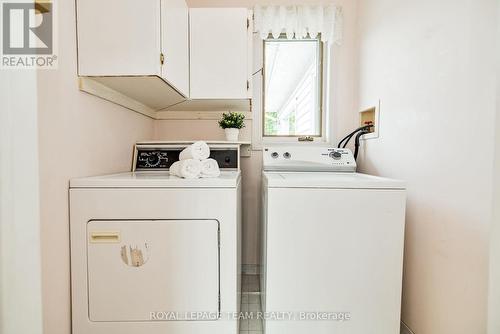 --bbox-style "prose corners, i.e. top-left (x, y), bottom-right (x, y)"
top-left (190, 8), bottom-right (249, 99)
top-left (161, 0), bottom-right (189, 97)
top-left (77, 0), bottom-right (161, 76)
